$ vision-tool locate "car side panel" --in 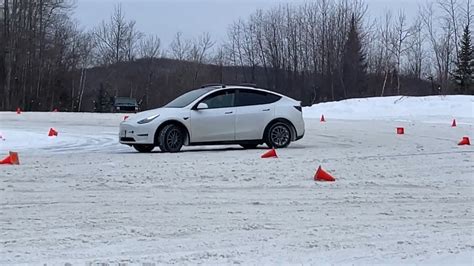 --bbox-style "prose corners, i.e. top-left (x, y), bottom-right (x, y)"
top-left (234, 104), bottom-right (275, 140)
top-left (190, 107), bottom-right (236, 142)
